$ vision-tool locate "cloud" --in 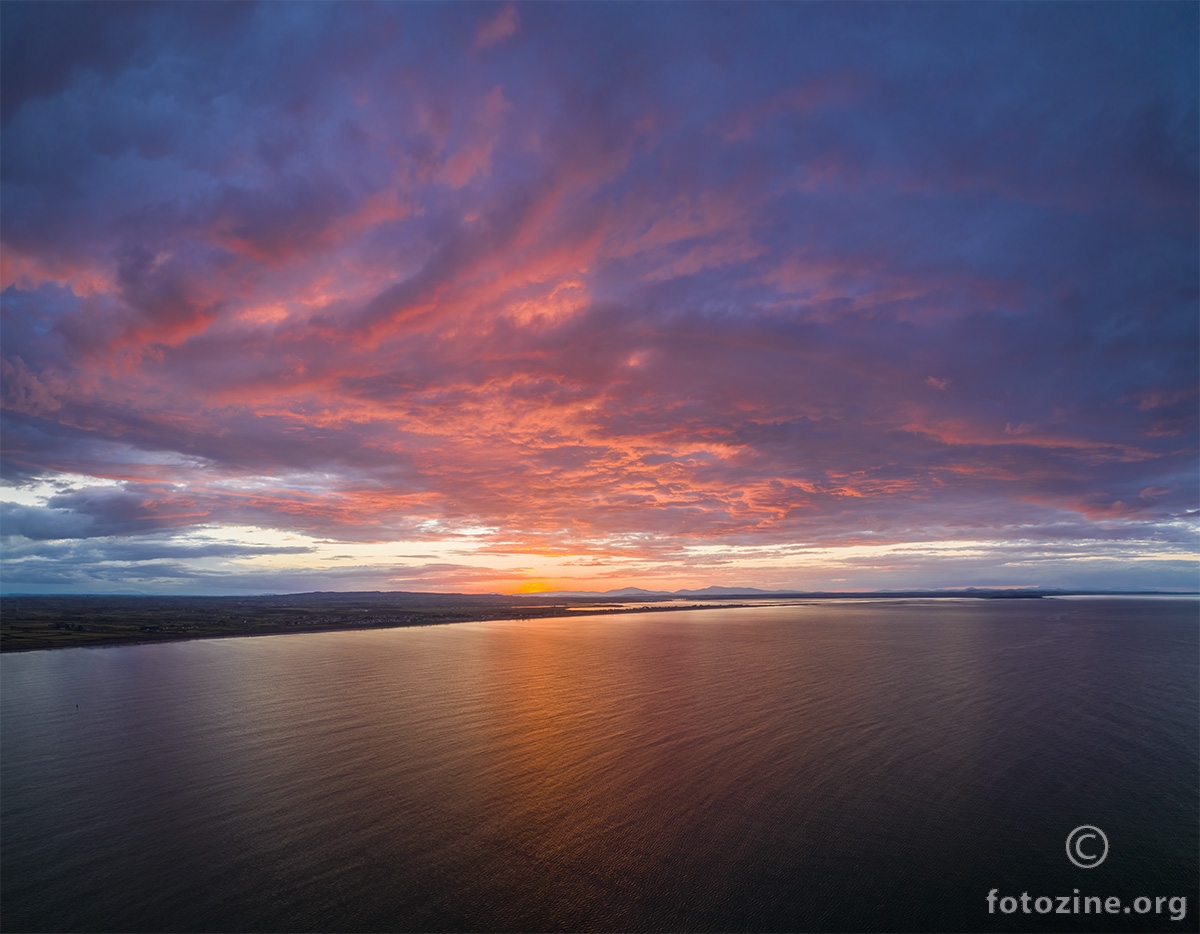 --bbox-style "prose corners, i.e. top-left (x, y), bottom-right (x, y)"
top-left (1, 501), bottom-right (93, 540)
top-left (475, 5), bottom-right (519, 49)
top-left (0, 3), bottom-right (1195, 593)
